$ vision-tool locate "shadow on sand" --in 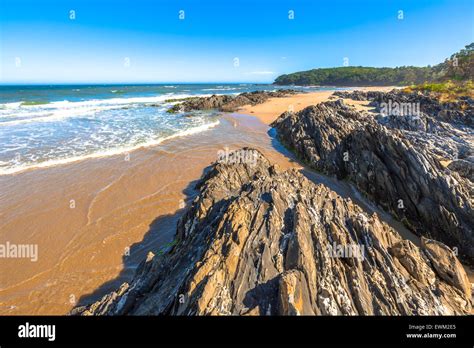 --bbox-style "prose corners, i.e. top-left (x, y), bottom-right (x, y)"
top-left (75, 166), bottom-right (210, 309)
